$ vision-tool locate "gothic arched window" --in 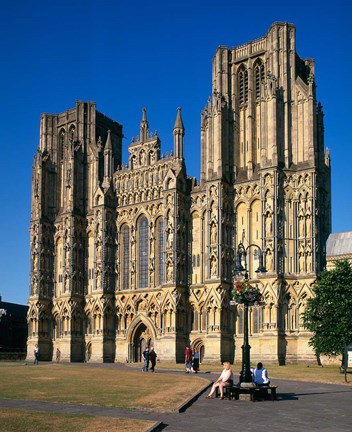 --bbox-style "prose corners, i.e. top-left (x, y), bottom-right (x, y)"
top-left (238, 66), bottom-right (248, 105)
top-left (253, 307), bottom-right (262, 333)
top-left (69, 125), bottom-right (75, 142)
top-left (254, 60), bottom-right (265, 100)
top-left (59, 130), bottom-right (65, 159)
top-left (157, 218), bottom-right (165, 285)
top-left (138, 217), bottom-right (149, 288)
top-left (121, 225), bottom-right (130, 289)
